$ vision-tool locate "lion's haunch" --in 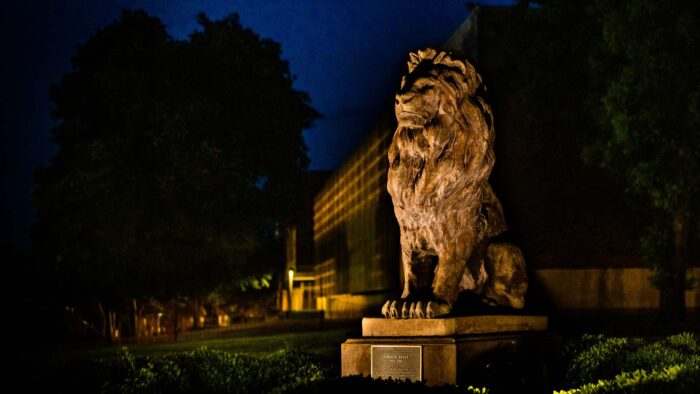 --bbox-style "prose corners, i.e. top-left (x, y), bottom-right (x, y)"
top-left (384, 48), bottom-right (527, 319)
